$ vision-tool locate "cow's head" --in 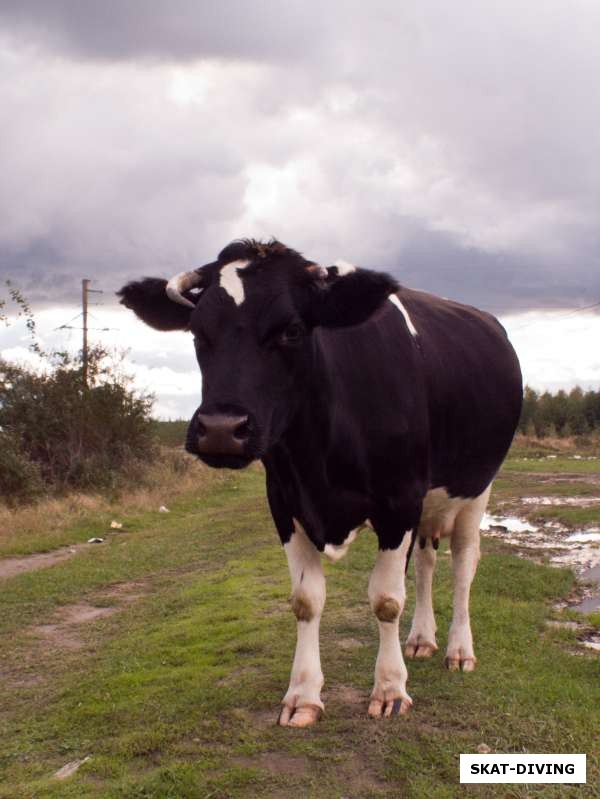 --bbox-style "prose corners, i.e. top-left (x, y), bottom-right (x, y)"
top-left (118, 239), bottom-right (398, 468)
